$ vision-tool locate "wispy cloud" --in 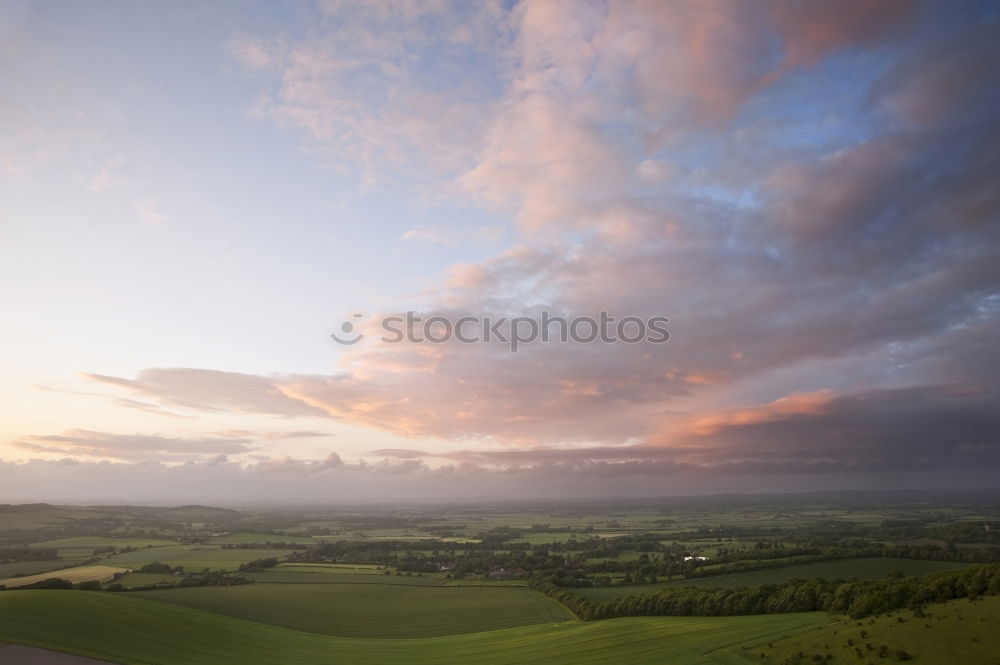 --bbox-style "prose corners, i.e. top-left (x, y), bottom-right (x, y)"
top-left (84, 369), bottom-right (329, 418)
top-left (400, 225), bottom-right (503, 246)
top-left (15, 429), bottom-right (256, 462)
